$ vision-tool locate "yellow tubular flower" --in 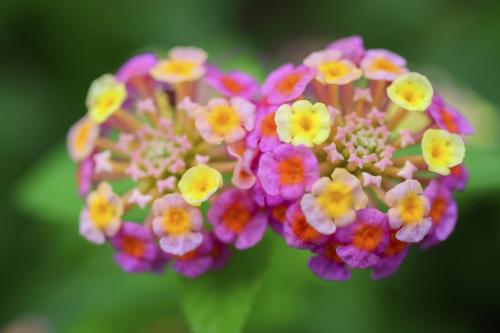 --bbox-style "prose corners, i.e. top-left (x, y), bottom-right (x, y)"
top-left (387, 72), bottom-right (433, 112)
top-left (178, 165), bottom-right (223, 206)
top-left (422, 129), bottom-right (465, 175)
top-left (86, 74), bottom-right (127, 124)
top-left (275, 100), bottom-right (331, 147)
